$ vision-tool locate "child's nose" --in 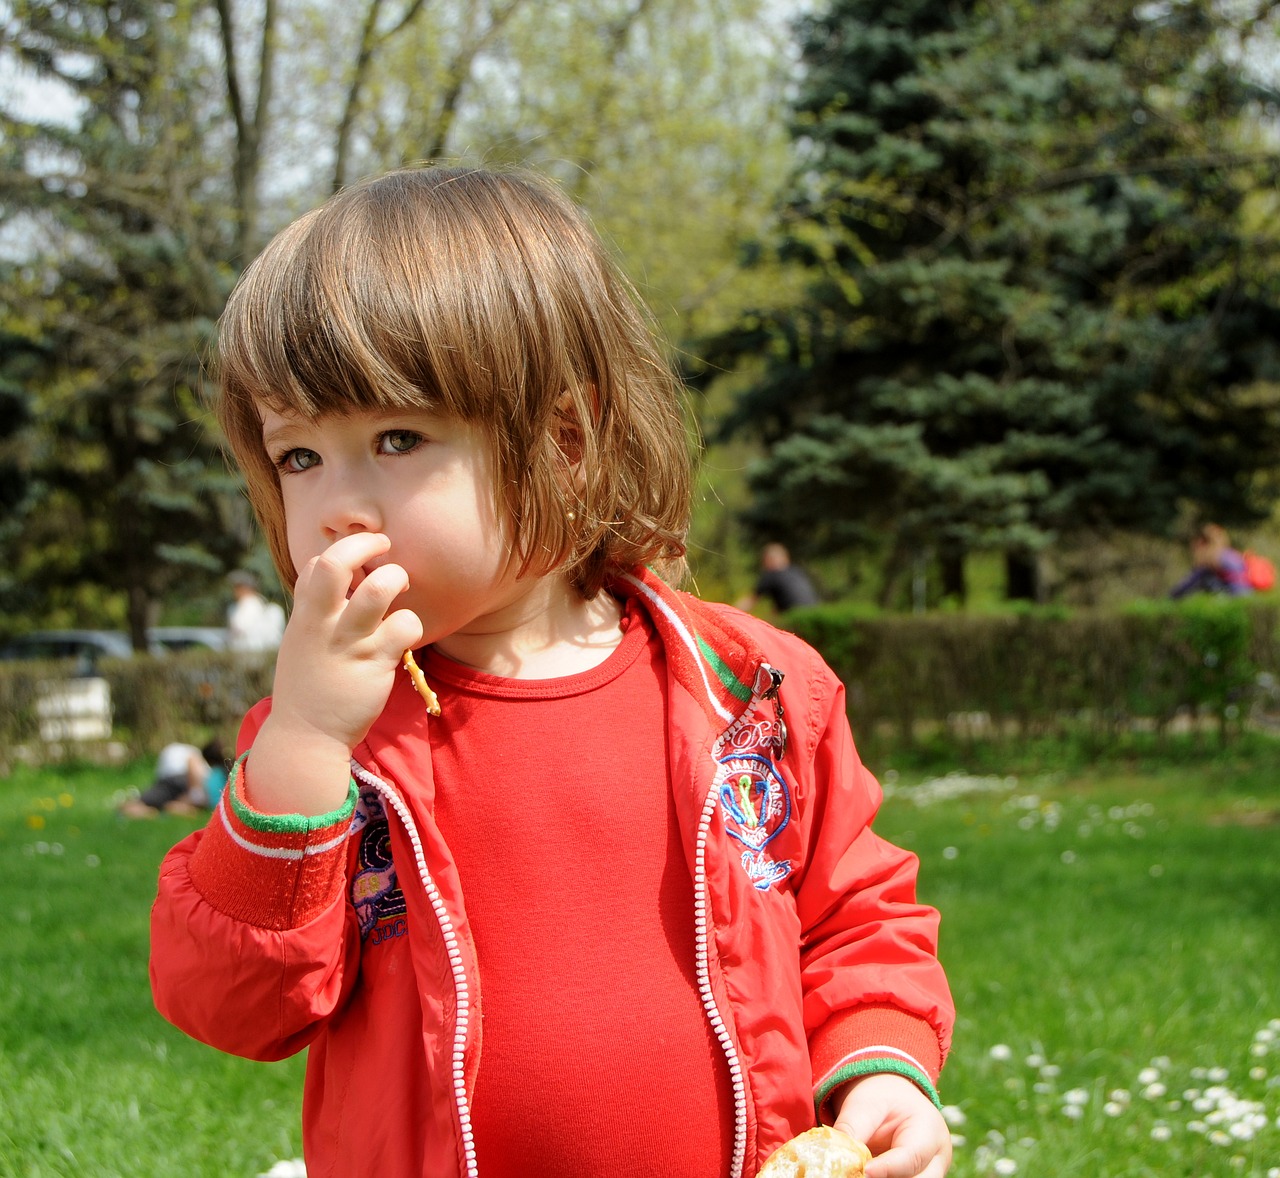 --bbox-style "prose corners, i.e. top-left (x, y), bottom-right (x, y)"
top-left (319, 483), bottom-right (382, 540)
